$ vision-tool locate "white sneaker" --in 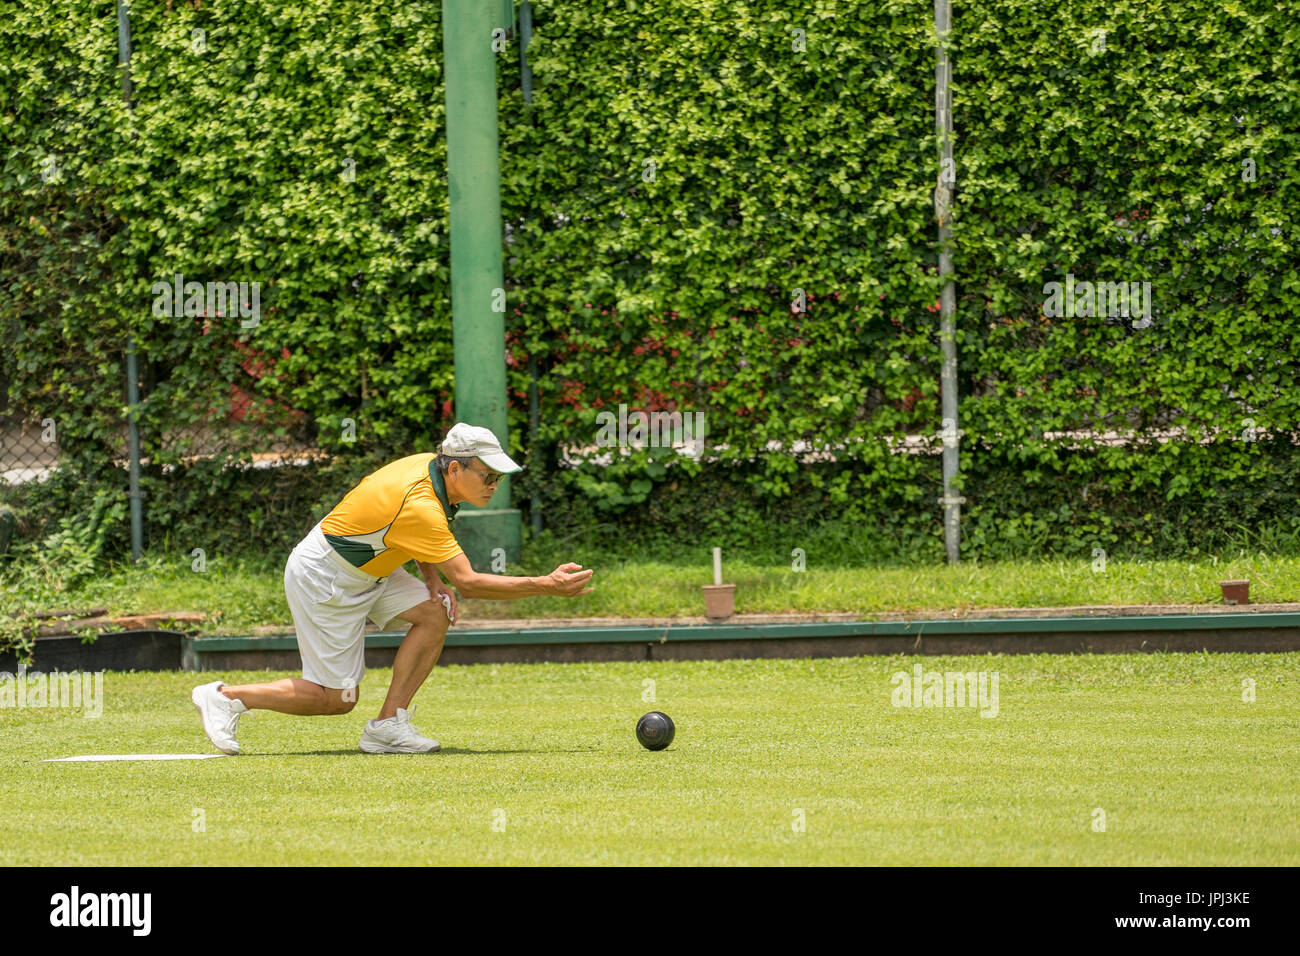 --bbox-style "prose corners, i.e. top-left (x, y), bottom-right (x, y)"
top-left (191, 681), bottom-right (249, 755)
top-left (360, 705), bottom-right (440, 753)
